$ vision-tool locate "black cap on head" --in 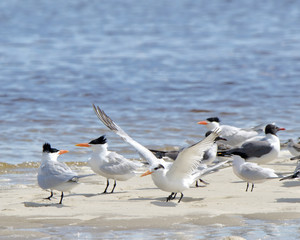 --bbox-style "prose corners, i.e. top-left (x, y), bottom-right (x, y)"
top-left (207, 117), bottom-right (220, 123)
top-left (89, 135), bottom-right (107, 145)
top-left (43, 143), bottom-right (59, 153)
top-left (265, 124), bottom-right (282, 135)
